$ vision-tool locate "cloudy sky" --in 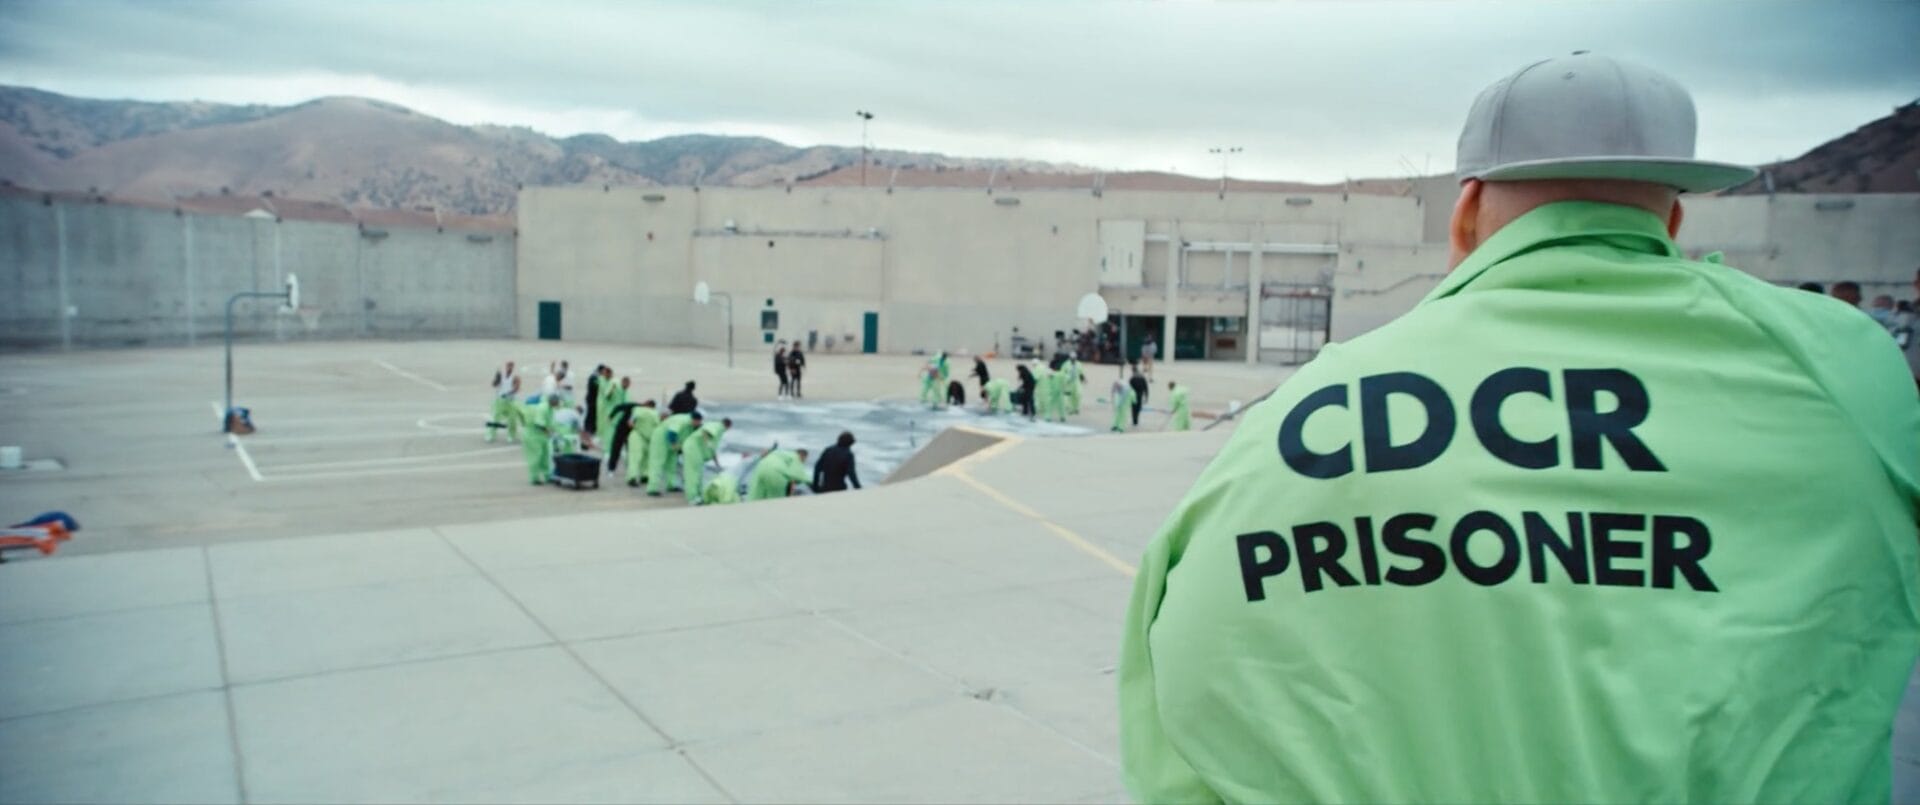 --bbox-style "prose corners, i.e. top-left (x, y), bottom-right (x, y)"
top-left (1, 0), bottom-right (1914, 181)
